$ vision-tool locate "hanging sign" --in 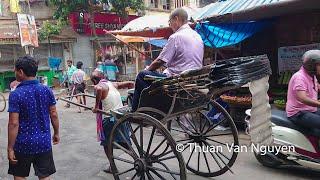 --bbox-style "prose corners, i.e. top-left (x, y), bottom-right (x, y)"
top-left (17, 13), bottom-right (39, 47)
top-left (69, 12), bottom-right (139, 35)
top-left (278, 43), bottom-right (320, 73)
